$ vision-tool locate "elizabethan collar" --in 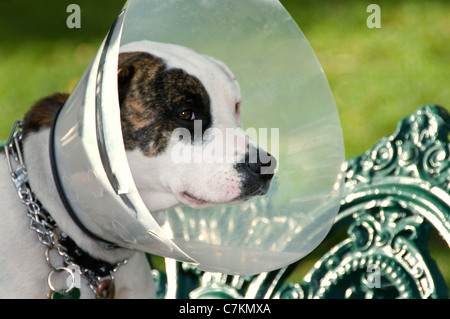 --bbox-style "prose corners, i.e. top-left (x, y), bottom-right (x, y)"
top-left (50, 0), bottom-right (345, 275)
